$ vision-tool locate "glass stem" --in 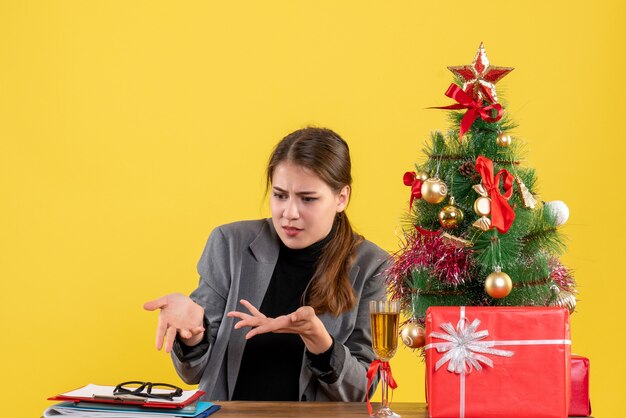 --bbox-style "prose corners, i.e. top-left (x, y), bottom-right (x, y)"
top-left (381, 362), bottom-right (389, 409)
